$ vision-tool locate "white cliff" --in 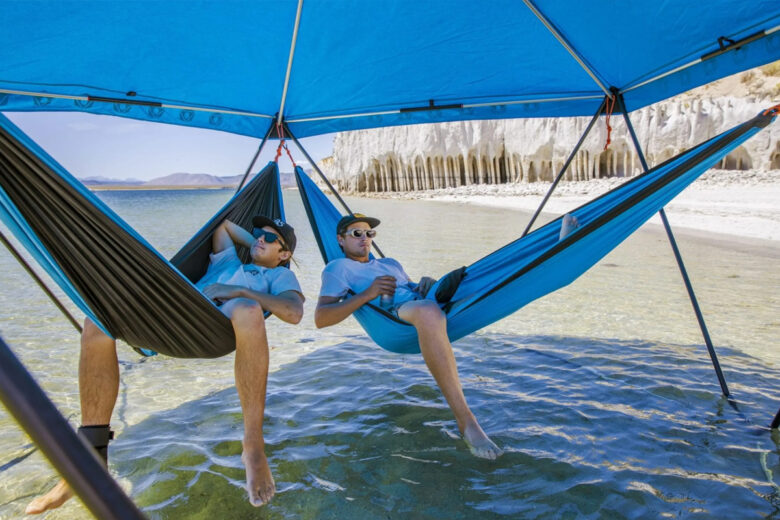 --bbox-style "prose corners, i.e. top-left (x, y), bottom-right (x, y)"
top-left (322, 67), bottom-right (780, 193)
